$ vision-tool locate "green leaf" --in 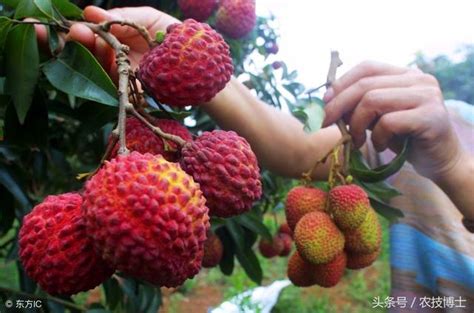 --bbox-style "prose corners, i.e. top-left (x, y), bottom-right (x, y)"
top-left (0, 186), bottom-right (15, 236)
top-left (302, 101), bottom-right (325, 132)
top-left (33, 0), bottom-right (54, 19)
top-left (103, 277), bottom-right (122, 311)
top-left (350, 139), bottom-right (409, 182)
top-left (2, 0), bottom-right (21, 8)
top-left (217, 228), bottom-right (235, 276)
top-left (52, 0), bottom-right (83, 18)
top-left (14, 0), bottom-right (47, 19)
top-left (43, 41), bottom-right (118, 106)
top-left (370, 198), bottom-right (404, 223)
top-left (356, 179), bottom-right (401, 202)
top-left (235, 247), bottom-right (263, 285)
top-left (148, 109), bottom-right (192, 121)
top-left (5, 24), bottom-right (39, 123)
top-left (0, 17), bottom-right (13, 50)
top-left (47, 26), bottom-right (60, 55)
top-left (225, 219), bottom-right (246, 252)
top-left (234, 212), bottom-right (272, 241)
top-left (0, 165), bottom-right (31, 214)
